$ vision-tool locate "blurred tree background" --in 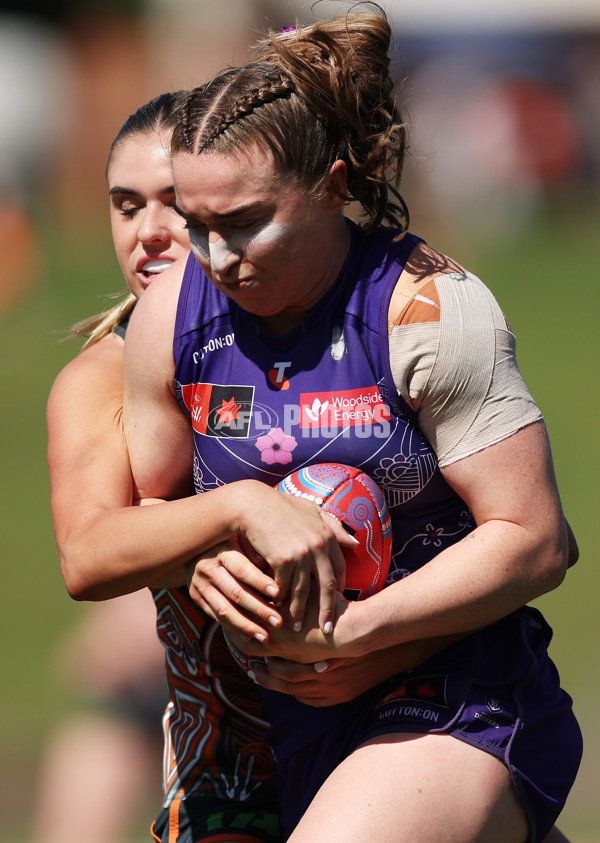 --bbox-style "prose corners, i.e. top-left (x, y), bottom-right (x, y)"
top-left (1, 1), bottom-right (598, 840)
